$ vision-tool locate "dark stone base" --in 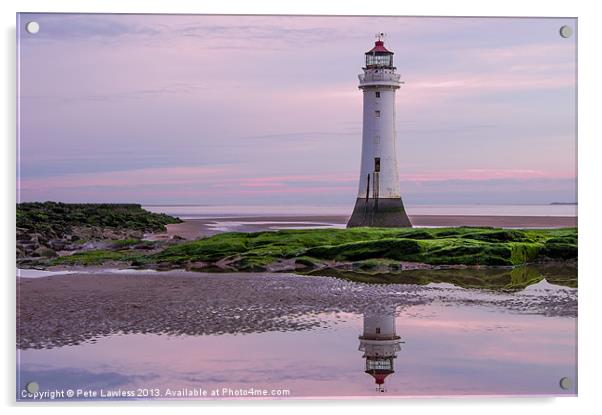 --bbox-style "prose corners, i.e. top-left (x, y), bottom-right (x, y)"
top-left (347, 198), bottom-right (412, 228)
